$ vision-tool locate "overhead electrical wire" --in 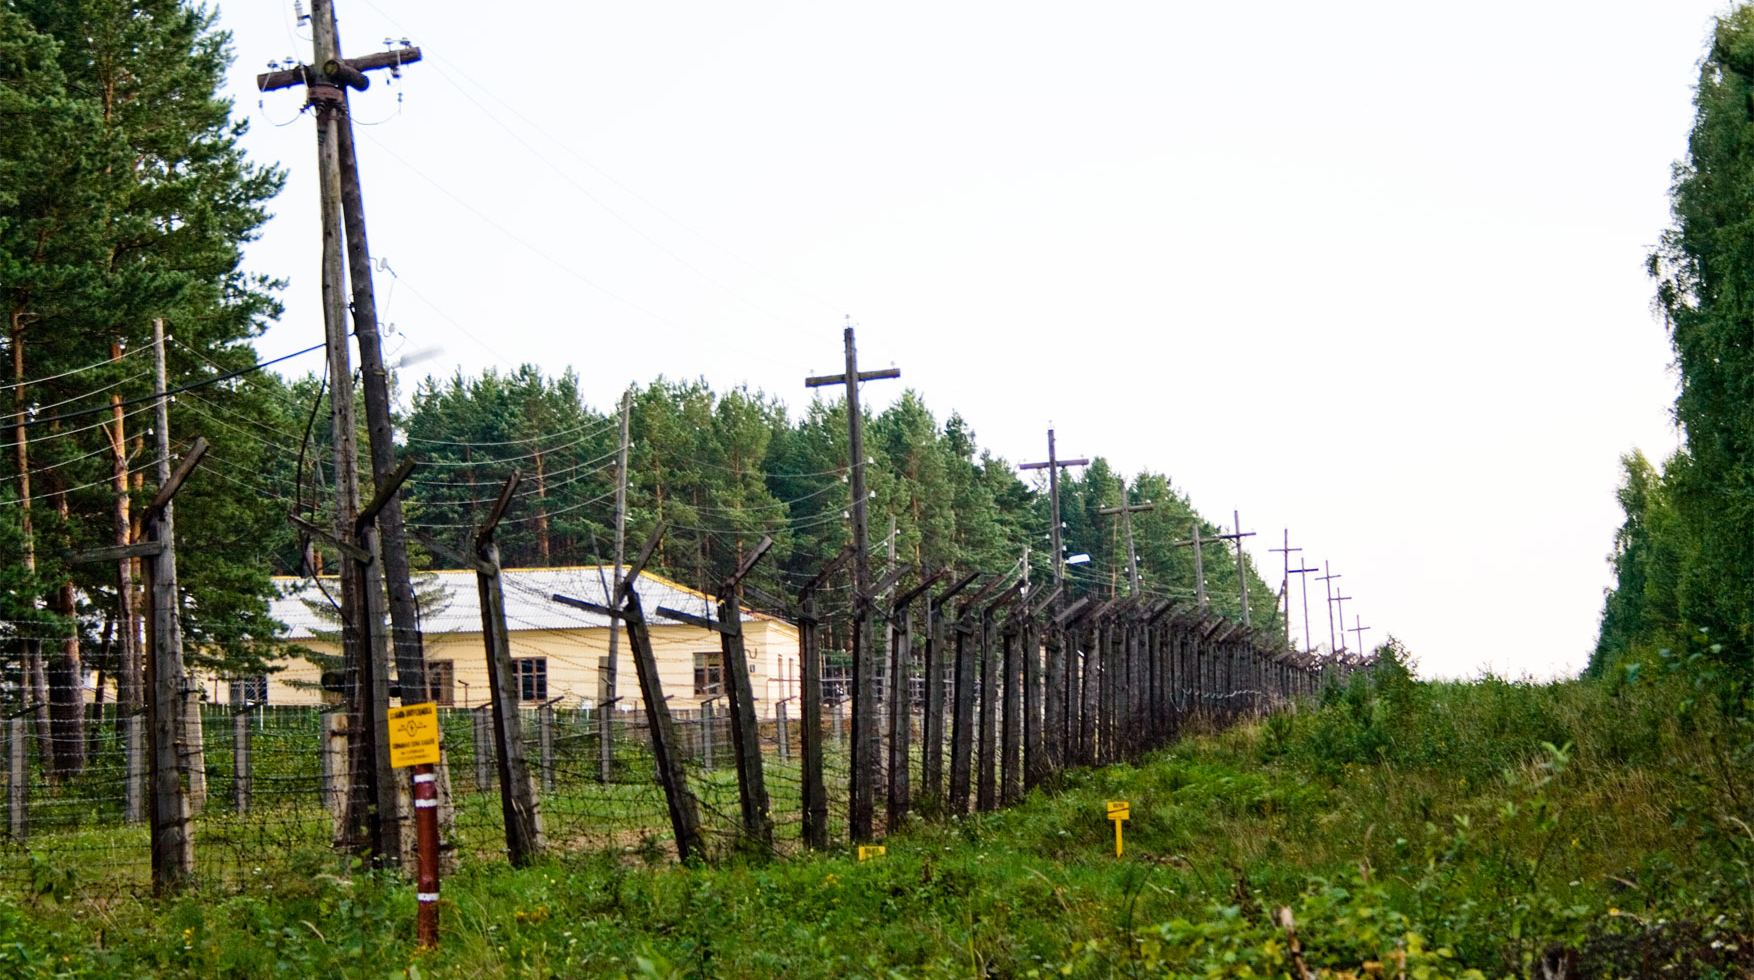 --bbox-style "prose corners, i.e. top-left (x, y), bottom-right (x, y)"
top-left (13, 343), bottom-right (325, 429)
top-left (0, 344), bottom-right (151, 392)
